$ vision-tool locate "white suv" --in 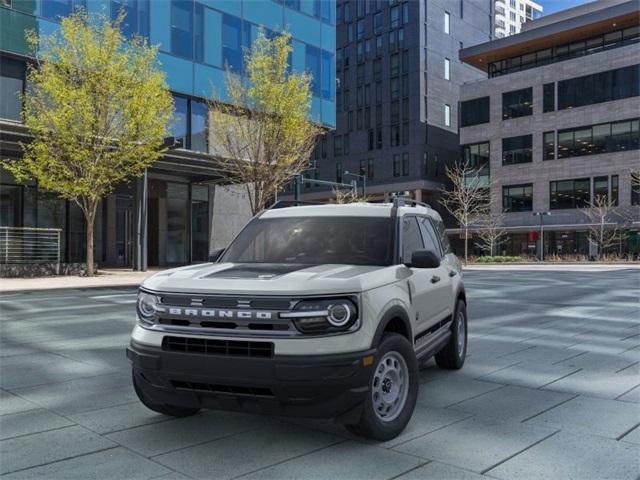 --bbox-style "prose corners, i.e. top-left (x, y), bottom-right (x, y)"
top-left (128, 199), bottom-right (467, 440)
